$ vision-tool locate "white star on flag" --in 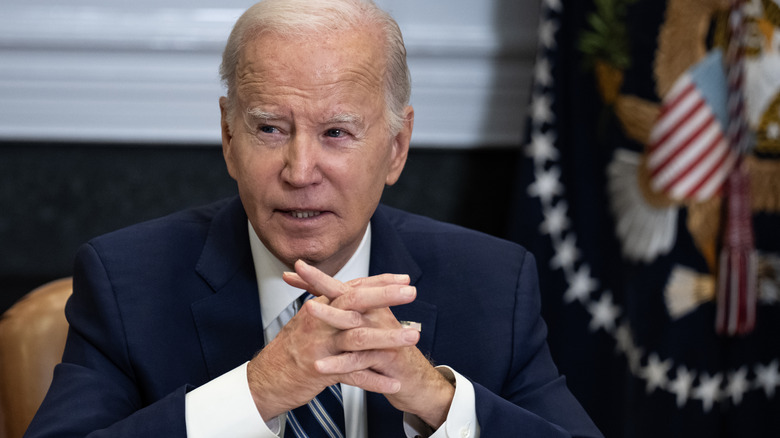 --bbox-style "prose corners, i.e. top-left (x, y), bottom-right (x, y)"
top-left (669, 366), bottom-right (696, 408)
top-left (625, 345), bottom-right (645, 375)
top-left (528, 166), bottom-right (563, 204)
top-left (754, 359), bottom-right (780, 399)
top-left (531, 91), bottom-right (555, 126)
top-left (564, 264), bottom-right (599, 304)
top-left (525, 130), bottom-right (558, 165)
top-left (540, 200), bottom-right (570, 237)
top-left (537, 17), bottom-right (559, 50)
top-left (544, 0), bottom-right (562, 12)
top-left (534, 56), bottom-right (554, 88)
top-left (614, 323), bottom-right (634, 355)
top-left (587, 291), bottom-right (621, 333)
top-left (692, 372), bottom-right (723, 413)
top-left (640, 353), bottom-right (672, 394)
top-left (725, 366), bottom-right (750, 405)
top-left (550, 233), bottom-right (579, 271)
